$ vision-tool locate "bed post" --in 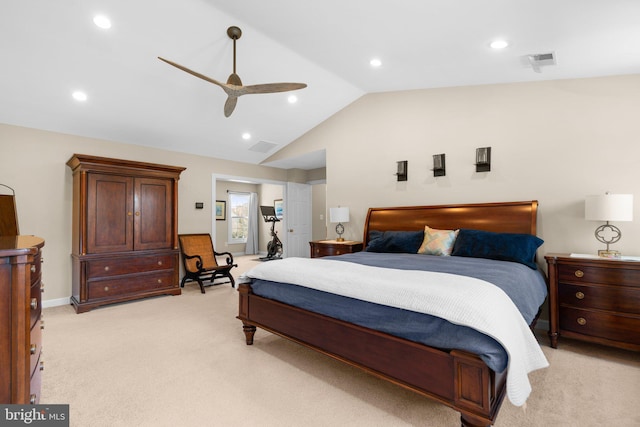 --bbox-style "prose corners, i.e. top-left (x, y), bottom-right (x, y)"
top-left (237, 283), bottom-right (256, 345)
